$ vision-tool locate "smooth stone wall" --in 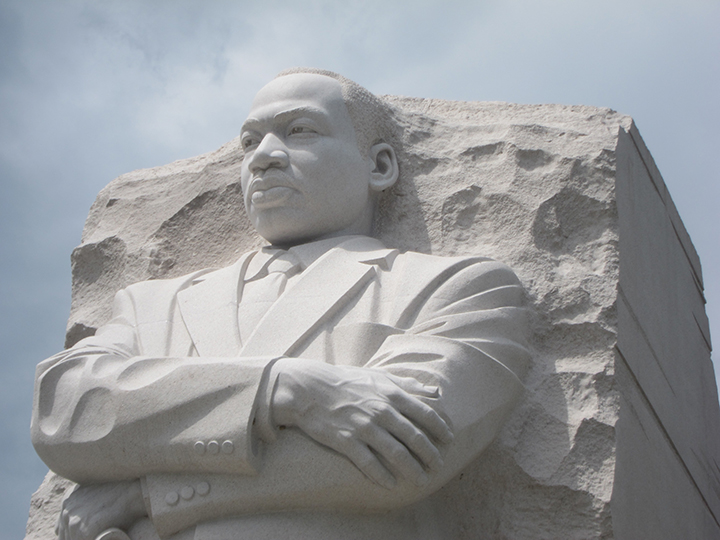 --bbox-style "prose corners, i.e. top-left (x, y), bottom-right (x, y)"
top-left (612, 125), bottom-right (720, 538)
